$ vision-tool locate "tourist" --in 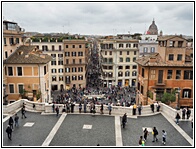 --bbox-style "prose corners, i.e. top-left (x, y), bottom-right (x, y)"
top-left (133, 103), bottom-right (137, 115)
top-left (186, 108), bottom-right (191, 119)
top-left (55, 106), bottom-right (59, 116)
top-left (152, 127), bottom-right (158, 142)
top-left (138, 104), bottom-right (142, 115)
top-left (138, 136), bottom-right (144, 146)
top-left (21, 107), bottom-right (27, 119)
top-left (6, 125), bottom-right (12, 140)
top-left (175, 113), bottom-right (181, 124)
top-left (8, 116), bottom-right (14, 130)
top-left (79, 102), bottom-right (82, 113)
top-left (162, 130), bottom-right (167, 145)
top-left (151, 103), bottom-right (154, 113)
top-left (83, 100), bottom-right (87, 113)
top-left (14, 114), bottom-right (19, 127)
top-left (71, 102), bottom-right (75, 113)
top-left (108, 103), bottom-right (112, 115)
top-left (100, 103), bottom-right (104, 114)
top-left (122, 113), bottom-right (127, 128)
top-left (156, 102), bottom-right (160, 112)
top-left (143, 128), bottom-right (149, 141)
top-left (52, 103), bottom-right (55, 113)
